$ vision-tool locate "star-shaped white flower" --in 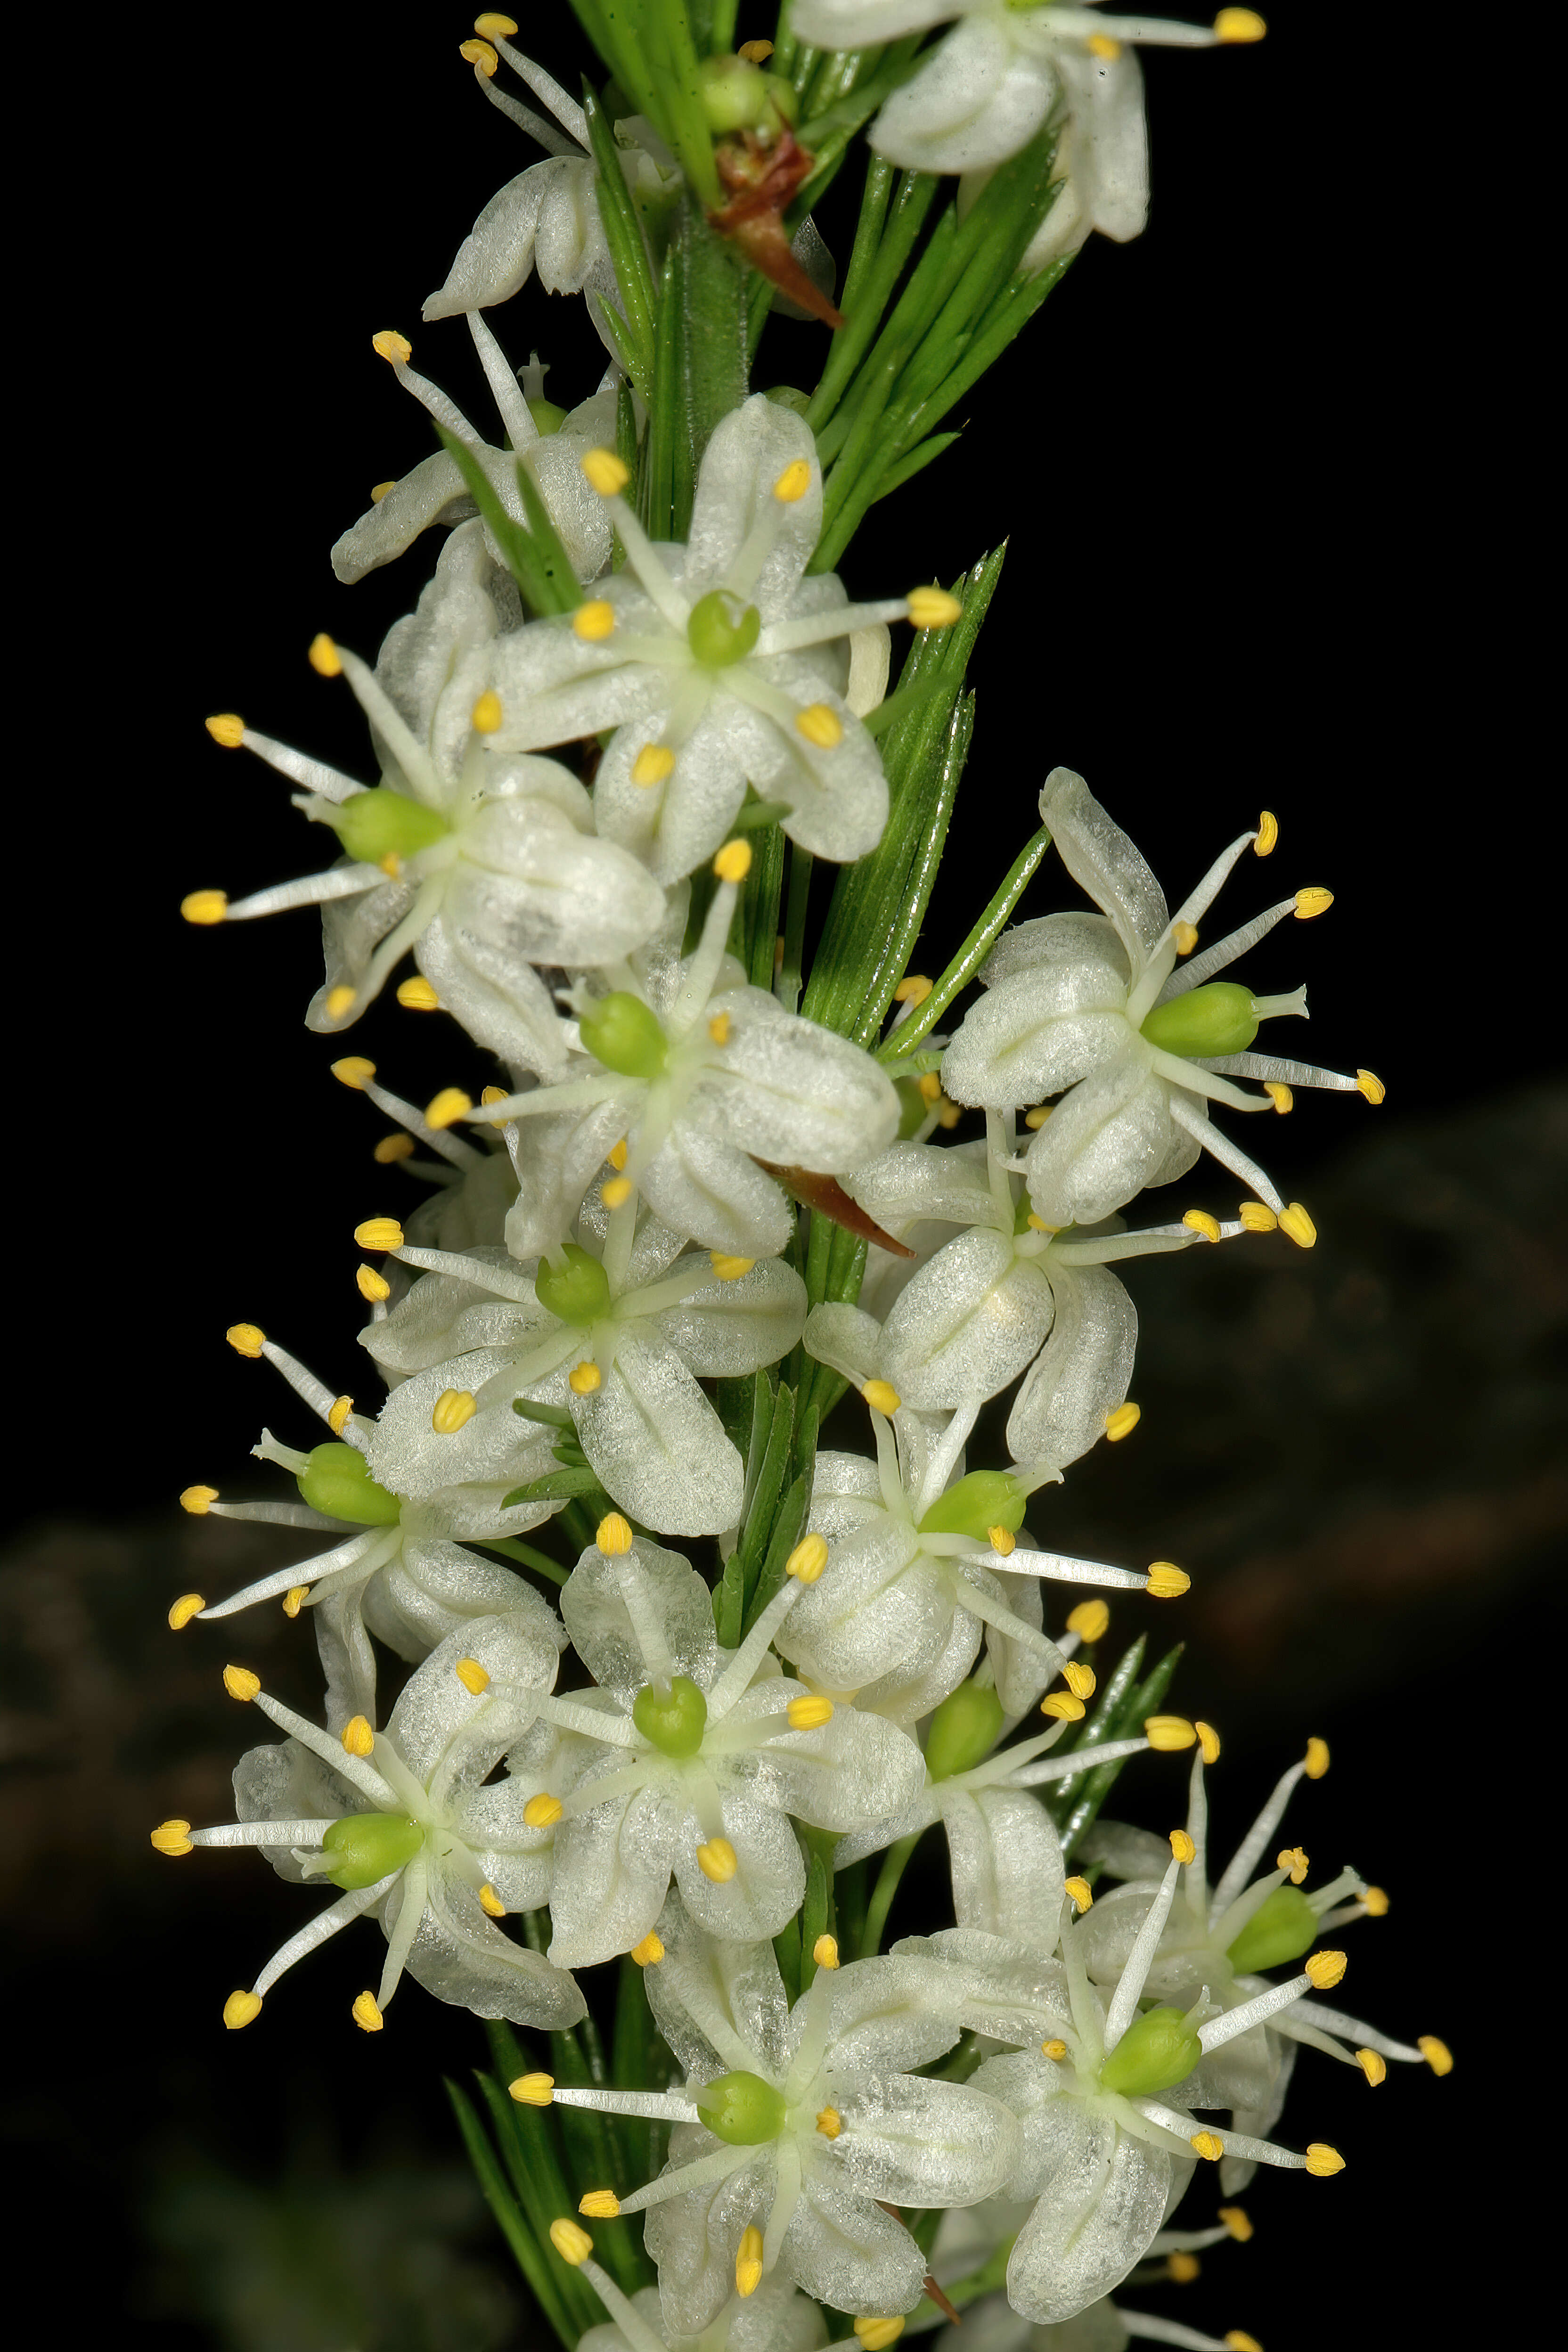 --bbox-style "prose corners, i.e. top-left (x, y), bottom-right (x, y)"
top-left (942, 771), bottom-right (1382, 1230)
